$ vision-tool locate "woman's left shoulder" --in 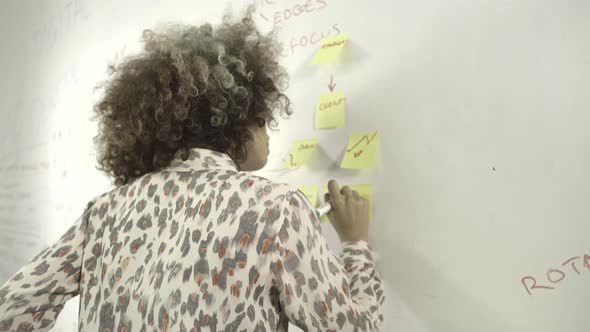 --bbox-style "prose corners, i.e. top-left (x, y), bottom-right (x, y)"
top-left (238, 173), bottom-right (300, 200)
